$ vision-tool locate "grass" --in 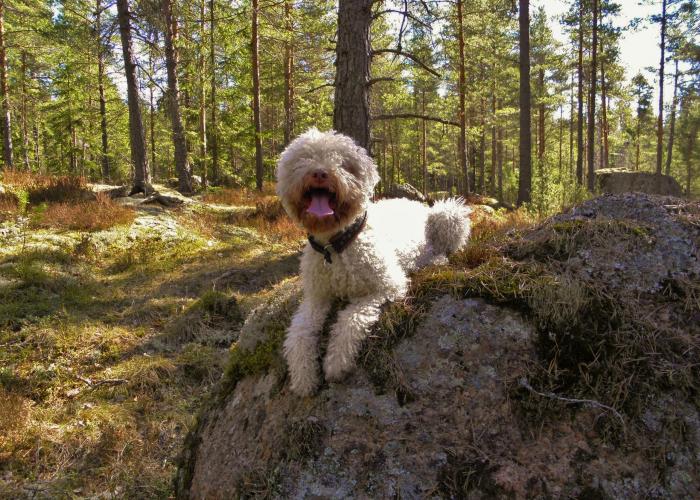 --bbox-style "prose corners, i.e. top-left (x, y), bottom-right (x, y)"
top-left (201, 182), bottom-right (277, 206)
top-left (0, 185), bottom-right (302, 498)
